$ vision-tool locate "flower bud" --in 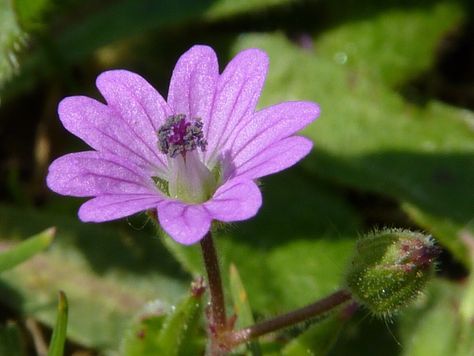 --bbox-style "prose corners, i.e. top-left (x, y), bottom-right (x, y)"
top-left (345, 229), bottom-right (439, 317)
